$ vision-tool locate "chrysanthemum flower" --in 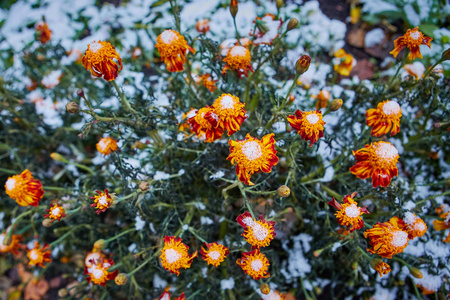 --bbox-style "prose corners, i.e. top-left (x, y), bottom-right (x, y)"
top-left (333, 49), bottom-right (356, 76)
top-left (250, 14), bottom-right (283, 45)
top-left (84, 257), bottom-right (118, 286)
top-left (200, 242), bottom-right (229, 267)
top-left (350, 141), bottom-right (399, 188)
top-left (237, 212), bottom-right (276, 248)
top-left (287, 110), bottom-right (326, 147)
top-left (212, 94), bottom-right (247, 135)
top-left (188, 107), bottom-right (223, 142)
top-left (5, 169), bottom-right (45, 207)
top-left (197, 74), bottom-right (217, 92)
top-left (160, 236), bottom-right (198, 275)
top-left (390, 27), bottom-right (432, 60)
top-left (155, 30), bottom-right (195, 73)
top-left (236, 249), bottom-right (270, 280)
top-left (433, 212), bottom-right (450, 243)
top-left (27, 242), bottom-right (52, 268)
top-left (402, 212), bottom-right (427, 239)
top-left (223, 45), bottom-right (254, 77)
top-left (196, 19), bottom-right (210, 34)
top-left (366, 100), bottom-right (402, 137)
top-left (35, 21), bottom-right (52, 44)
top-left (364, 217), bottom-right (409, 258)
top-left (227, 133), bottom-right (279, 185)
top-left (44, 203), bottom-right (66, 222)
top-left (374, 260), bottom-right (391, 277)
top-left (90, 189), bottom-right (117, 214)
top-left (96, 137), bottom-right (118, 155)
top-left (261, 290), bottom-right (285, 300)
top-left (0, 233), bottom-right (25, 256)
top-left (82, 41), bottom-right (123, 81)
top-left (328, 192), bottom-right (370, 232)
top-left (312, 90), bottom-right (330, 110)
